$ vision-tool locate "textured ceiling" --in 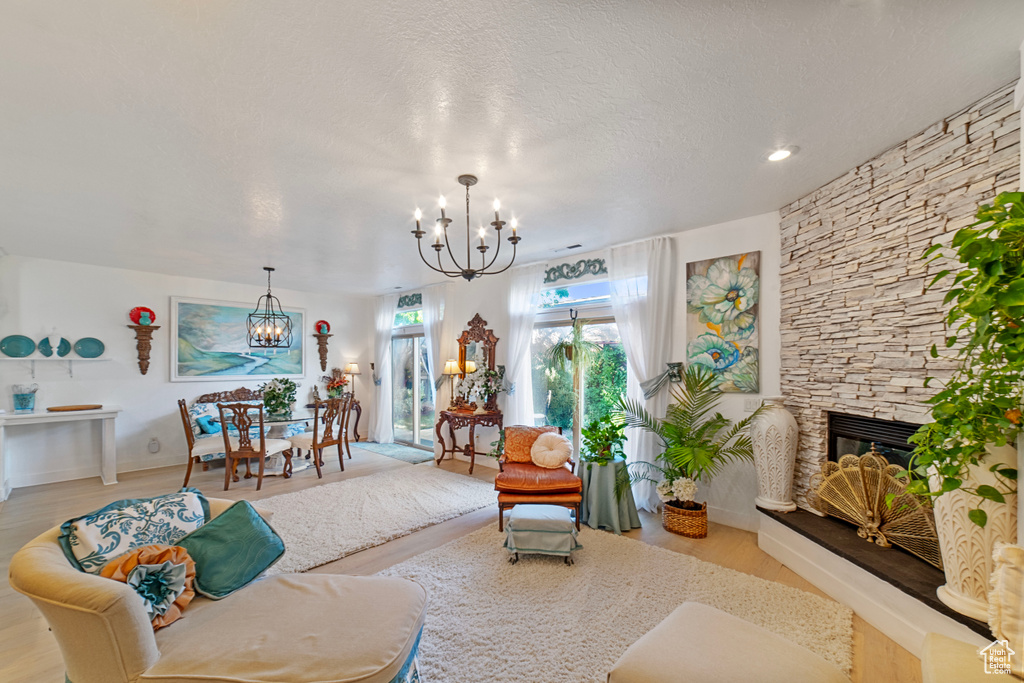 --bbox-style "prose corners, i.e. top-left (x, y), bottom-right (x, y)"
top-left (0, 1), bottom-right (1021, 295)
